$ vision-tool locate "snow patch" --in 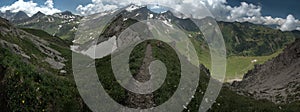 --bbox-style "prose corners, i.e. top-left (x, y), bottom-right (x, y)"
top-left (162, 20), bottom-right (173, 28)
top-left (126, 5), bottom-right (140, 12)
top-left (58, 25), bottom-right (62, 30)
top-left (71, 27), bottom-right (78, 31)
top-left (135, 13), bottom-right (140, 17)
top-left (123, 18), bottom-right (128, 21)
top-left (149, 14), bottom-right (154, 19)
